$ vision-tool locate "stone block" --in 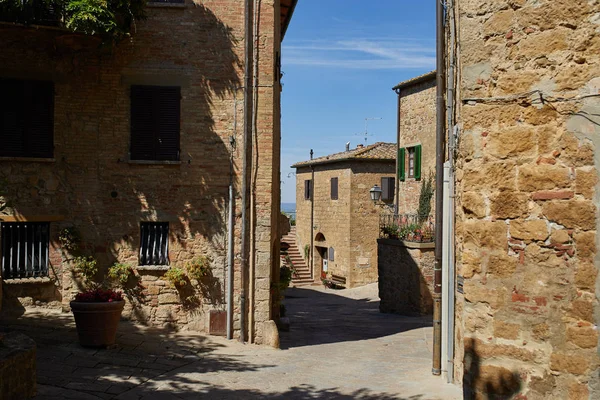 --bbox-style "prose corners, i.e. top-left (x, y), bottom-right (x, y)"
top-left (464, 220), bottom-right (508, 250)
top-left (486, 251), bottom-right (518, 278)
top-left (462, 191), bottom-right (486, 218)
top-left (573, 231), bottom-right (596, 260)
top-left (532, 323), bottom-right (551, 341)
top-left (493, 320), bottom-right (520, 340)
top-left (566, 325), bottom-right (599, 349)
top-left (490, 191), bottom-right (528, 219)
top-left (570, 299), bottom-right (594, 323)
top-left (550, 229), bottom-right (570, 245)
top-left (483, 9), bottom-right (514, 36)
top-left (486, 126), bottom-right (536, 160)
top-left (575, 168), bottom-right (597, 199)
top-left (550, 352), bottom-right (590, 375)
top-left (542, 200), bottom-right (596, 230)
top-left (509, 219), bottom-right (548, 241)
top-left (575, 263), bottom-right (597, 291)
top-left (158, 293), bottom-right (179, 305)
top-left (463, 161), bottom-right (517, 191)
top-left (518, 164), bottom-right (570, 192)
